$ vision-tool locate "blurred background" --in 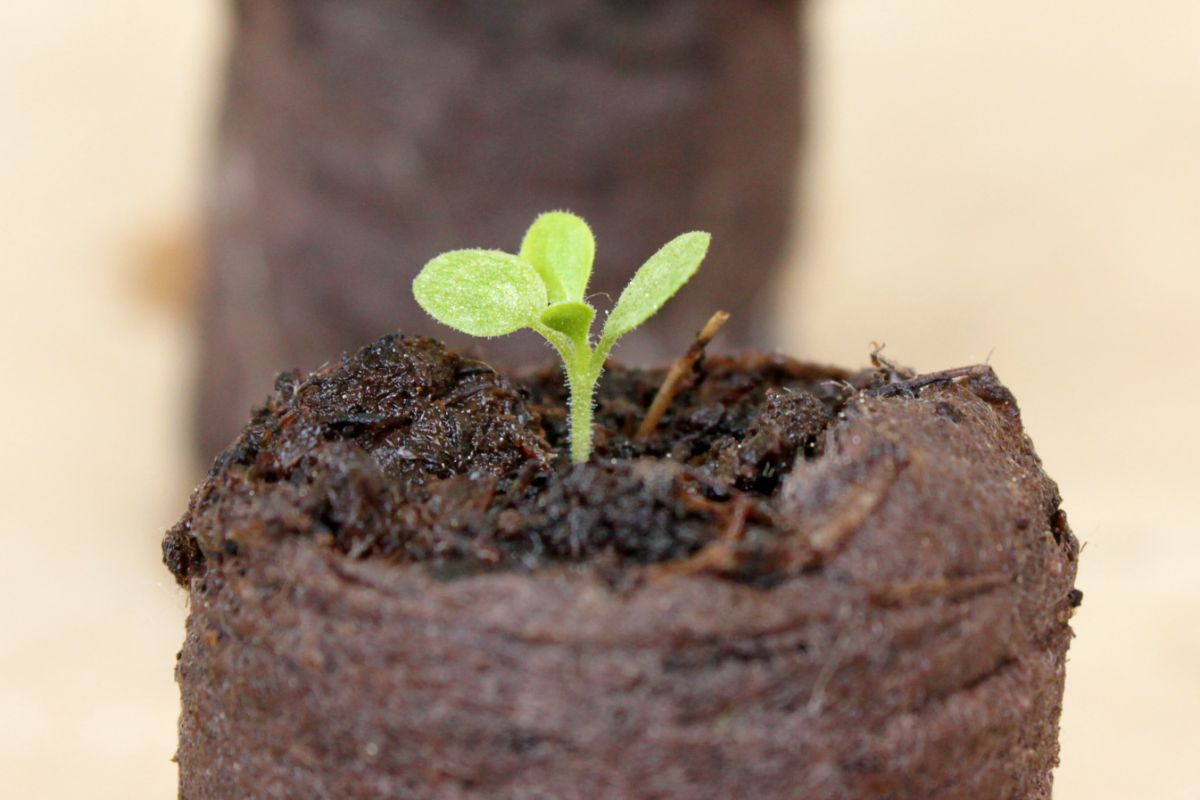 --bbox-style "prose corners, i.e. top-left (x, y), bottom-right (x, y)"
top-left (2, 1), bottom-right (1197, 798)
